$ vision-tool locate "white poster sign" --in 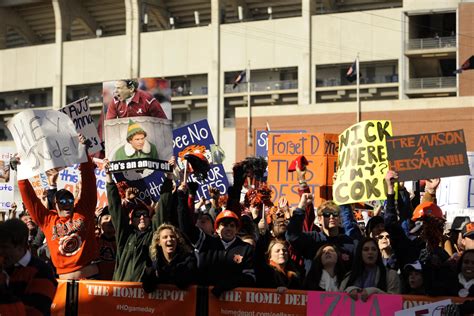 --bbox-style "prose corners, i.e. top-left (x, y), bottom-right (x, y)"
top-left (437, 152), bottom-right (474, 221)
top-left (395, 299), bottom-right (452, 316)
top-left (7, 109), bottom-right (87, 180)
top-left (59, 97), bottom-right (102, 154)
top-left (0, 147), bottom-right (15, 211)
